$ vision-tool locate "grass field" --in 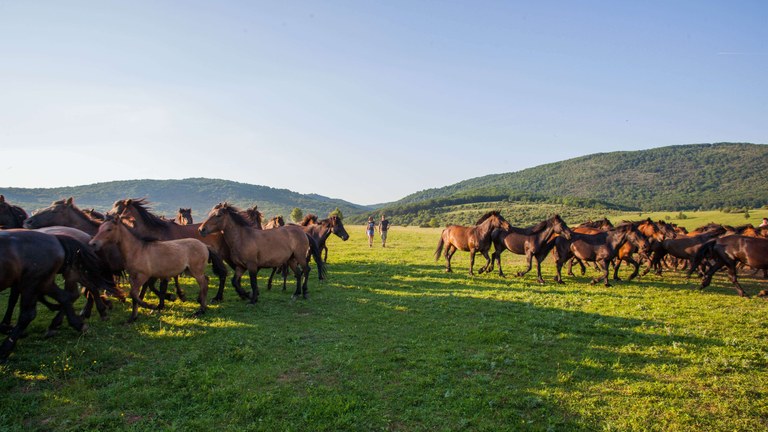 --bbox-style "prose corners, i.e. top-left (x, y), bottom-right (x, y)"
top-left (2, 223), bottom-right (768, 431)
